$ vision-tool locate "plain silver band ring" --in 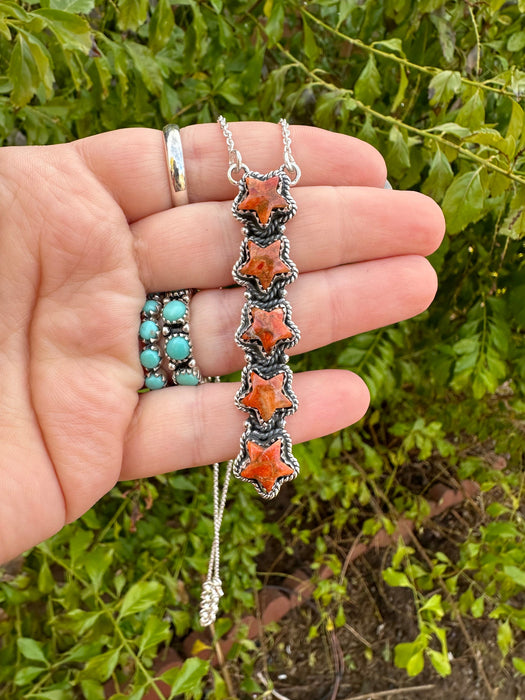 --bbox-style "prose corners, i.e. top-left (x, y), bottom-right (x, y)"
top-left (163, 125), bottom-right (189, 206)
